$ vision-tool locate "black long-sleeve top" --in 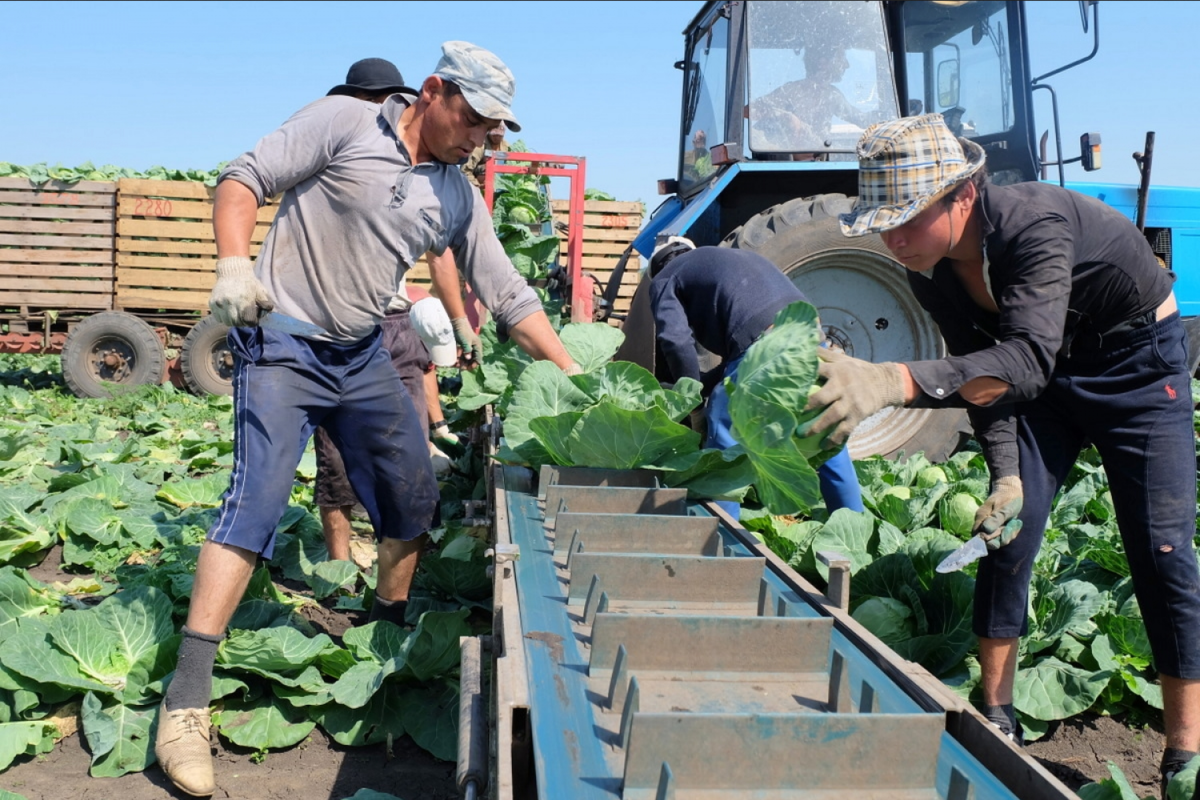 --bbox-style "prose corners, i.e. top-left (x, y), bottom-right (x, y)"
top-left (905, 181), bottom-right (1174, 478)
top-left (649, 247), bottom-right (807, 393)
